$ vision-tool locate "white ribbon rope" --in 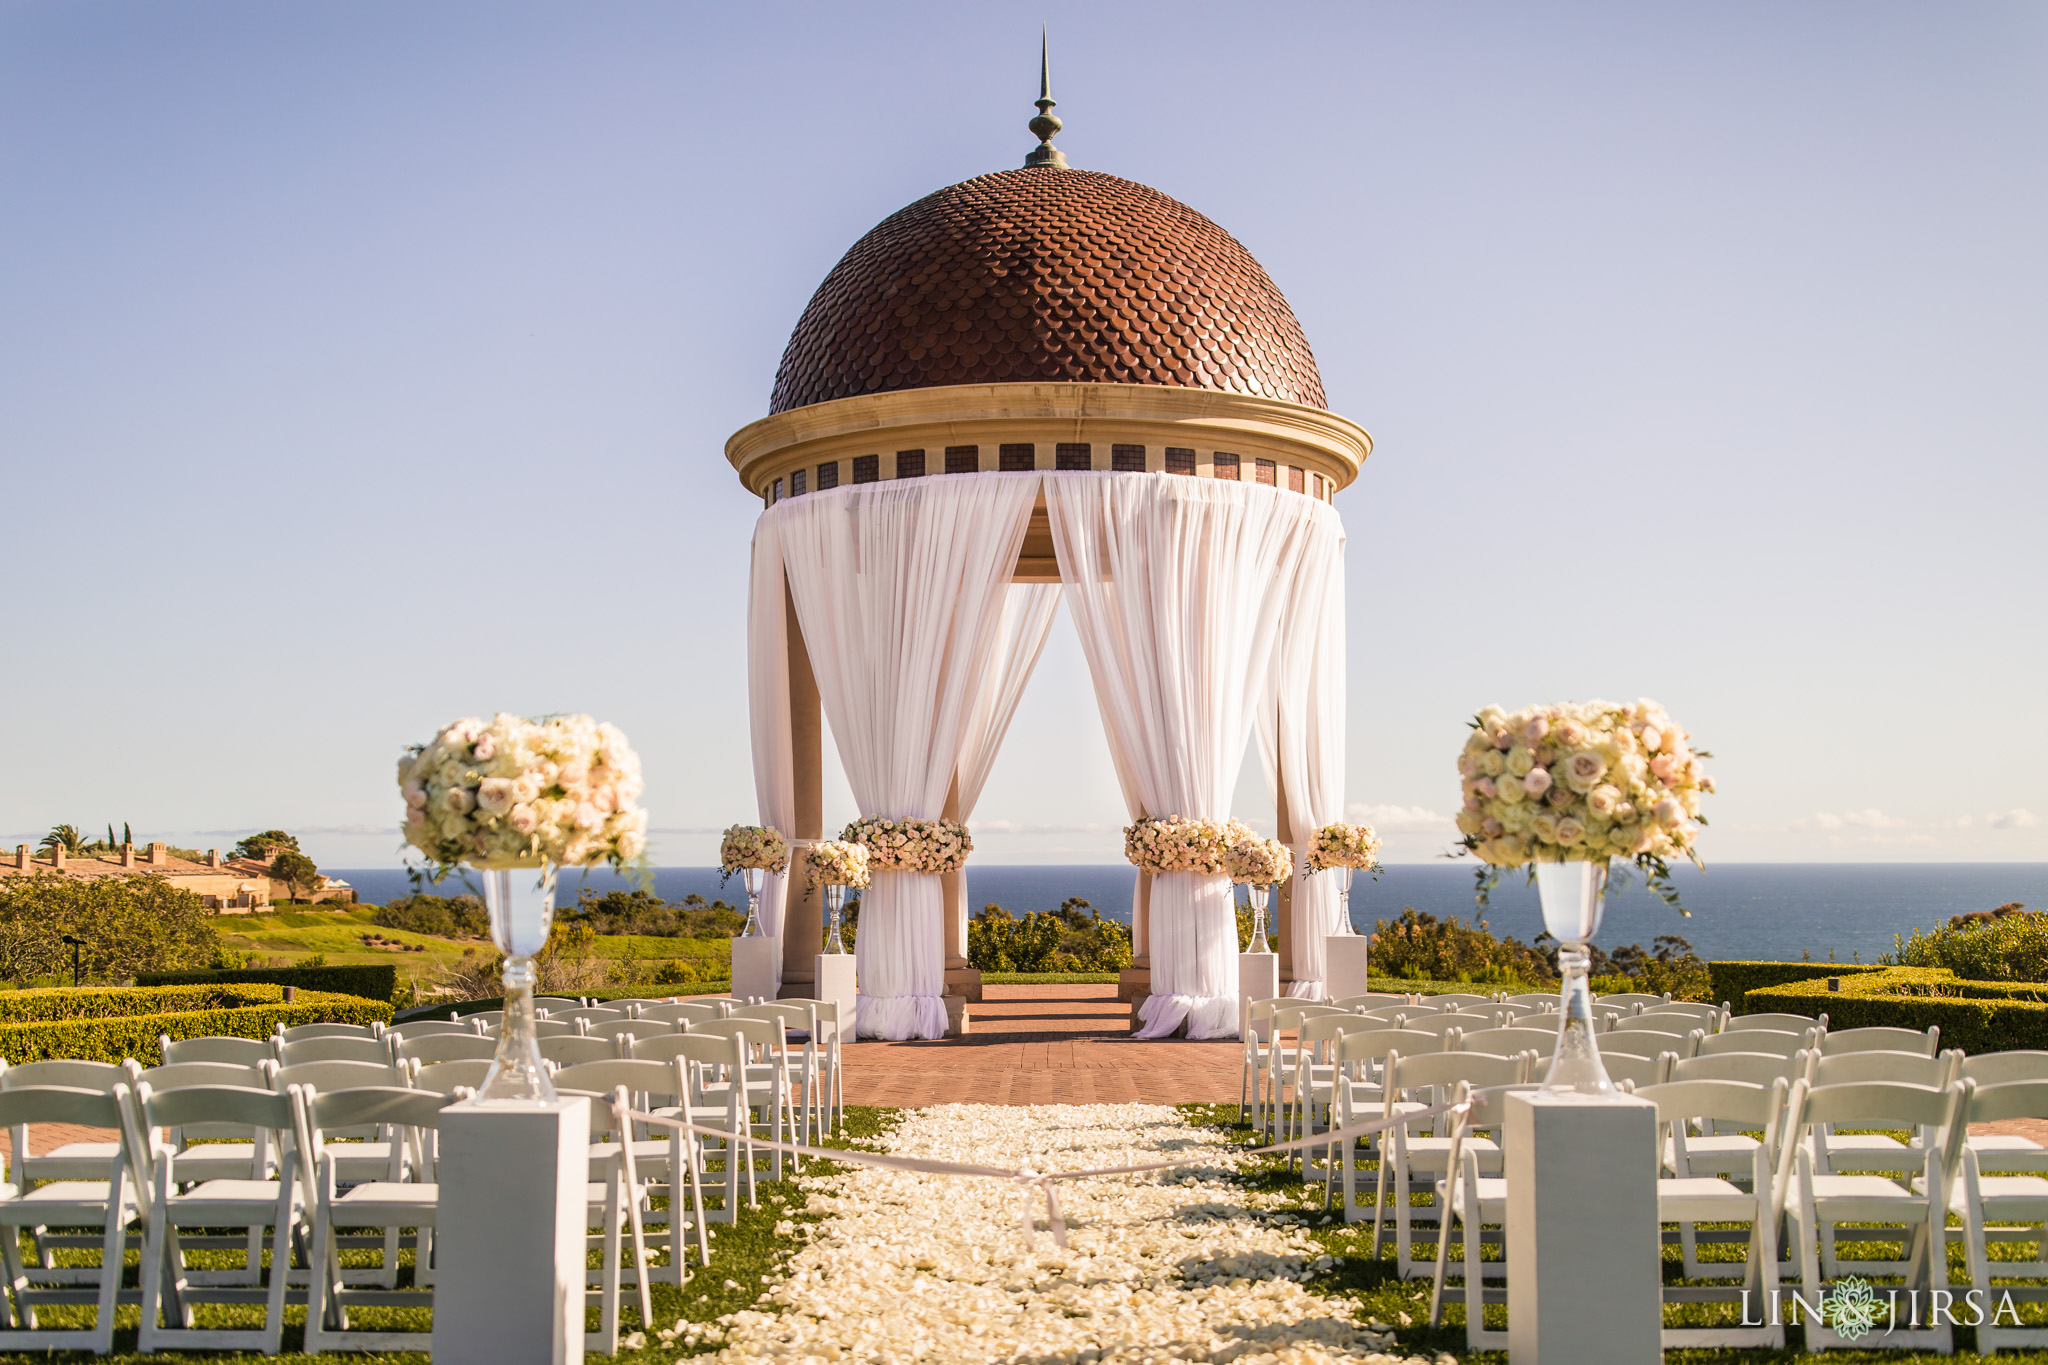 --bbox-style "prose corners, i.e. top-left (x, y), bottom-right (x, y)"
top-left (611, 1094), bottom-right (1472, 1251)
